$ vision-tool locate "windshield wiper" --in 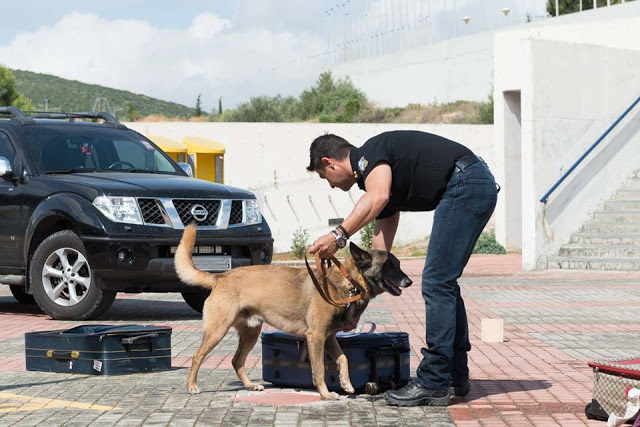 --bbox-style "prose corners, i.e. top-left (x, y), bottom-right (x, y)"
top-left (126, 169), bottom-right (170, 174)
top-left (44, 169), bottom-right (97, 174)
top-left (90, 169), bottom-right (165, 174)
